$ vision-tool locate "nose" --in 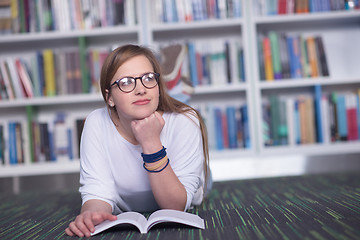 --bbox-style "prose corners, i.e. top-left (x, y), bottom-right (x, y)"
top-left (134, 78), bottom-right (146, 95)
